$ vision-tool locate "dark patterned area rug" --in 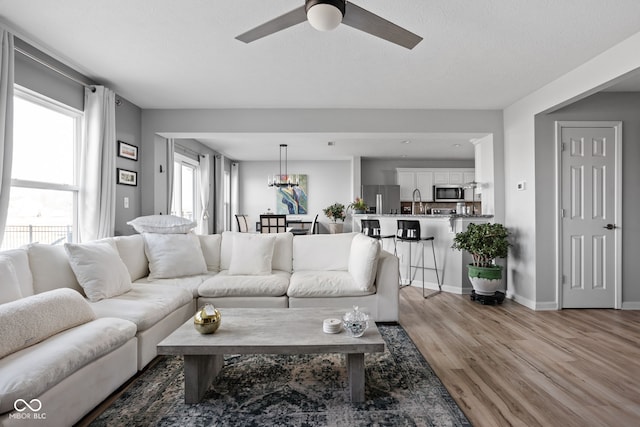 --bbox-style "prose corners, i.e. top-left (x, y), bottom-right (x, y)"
top-left (91, 324), bottom-right (471, 426)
